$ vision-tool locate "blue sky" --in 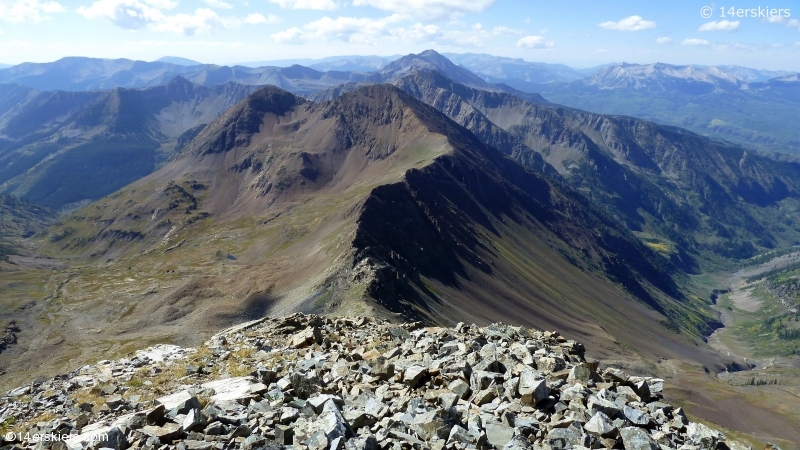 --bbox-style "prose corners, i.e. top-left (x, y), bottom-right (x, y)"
top-left (0, 0), bottom-right (799, 69)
